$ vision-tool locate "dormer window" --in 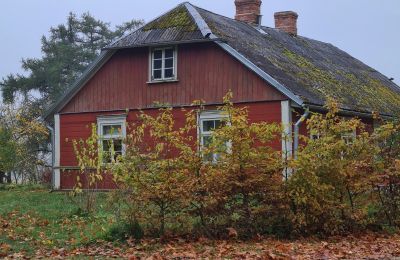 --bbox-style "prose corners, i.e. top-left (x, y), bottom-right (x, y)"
top-left (150, 46), bottom-right (177, 82)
